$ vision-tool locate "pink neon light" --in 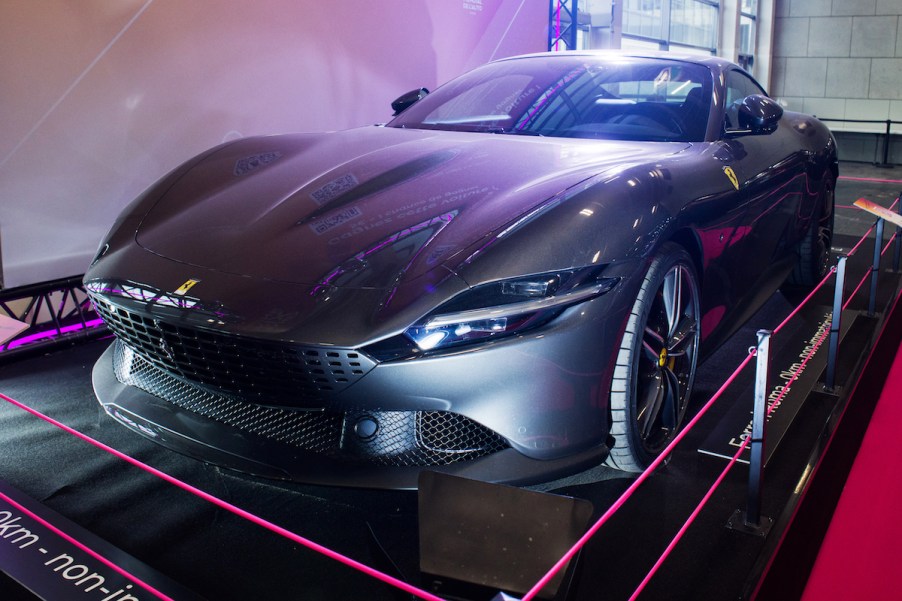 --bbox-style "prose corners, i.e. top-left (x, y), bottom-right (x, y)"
top-left (0, 392), bottom-right (445, 601)
top-left (5, 318), bottom-right (106, 349)
top-left (0, 489), bottom-right (173, 600)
